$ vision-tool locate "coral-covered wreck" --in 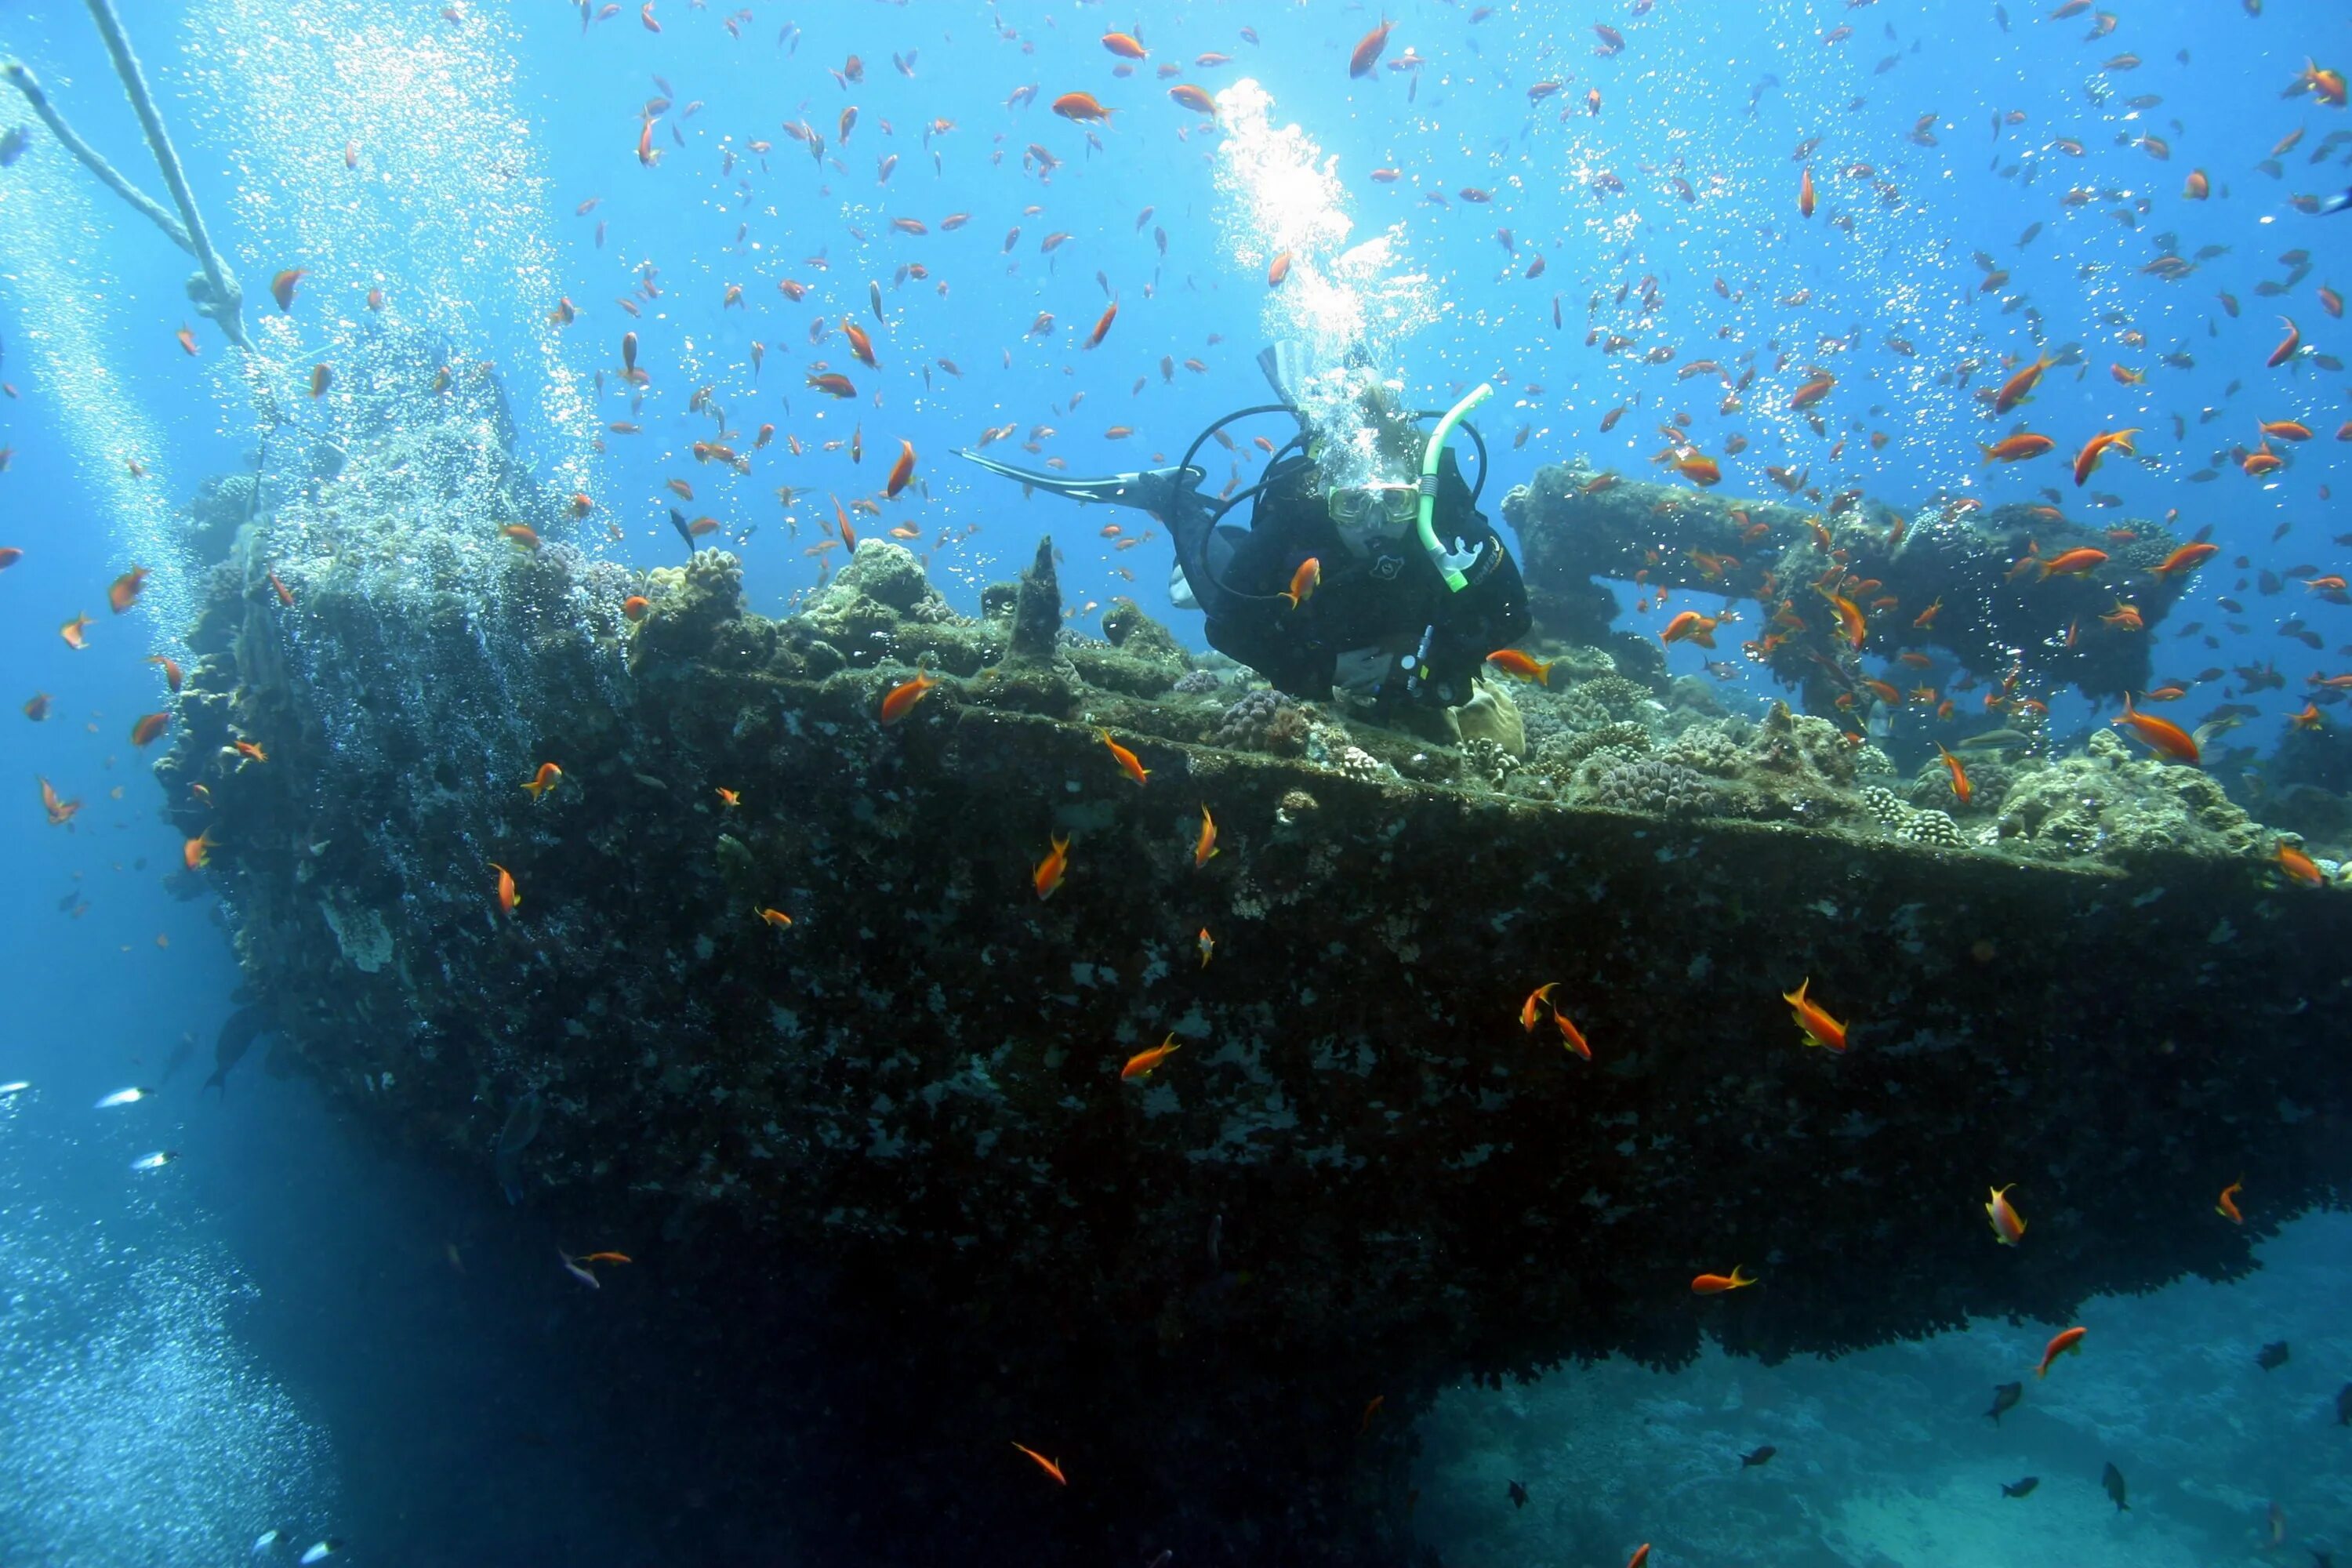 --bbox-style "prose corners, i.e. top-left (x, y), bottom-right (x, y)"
top-left (158, 355), bottom-right (2350, 1564)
